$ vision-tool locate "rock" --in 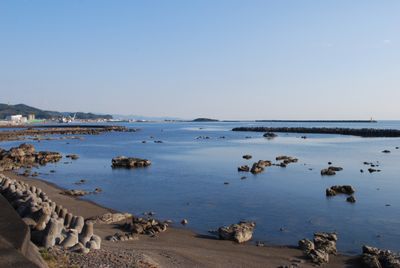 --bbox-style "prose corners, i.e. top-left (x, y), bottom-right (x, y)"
top-left (276, 156), bottom-right (298, 165)
top-left (321, 168), bottom-right (336, 176)
top-left (257, 160), bottom-right (272, 167)
top-left (0, 143), bottom-right (62, 171)
top-left (363, 245), bottom-right (381, 255)
top-left (328, 166), bottom-right (343, 171)
top-left (250, 163), bottom-right (264, 174)
top-left (61, 189), bottom-right (88, 196)
top-left (346, 195), bottom-right (356, 203)
top-left (314, 232), bottom-right (337, 255)
top-left (263, 132), bottom-right (277, 139)
top-left (326, 185), bottom-right (355, 196)
top-left (362, 254), bottom-right (382, 268)
top-left (87, 212), bottom-right (132, 224)
top-left (368, 168), bottom-right (381, 173)
top-left (123, 216), bottom-right (168, 236)
top-left (242, 155), bottom-right (252, 160)
top-left (66, 154), bottom-right (79, 160)
top-left (111, 156), bottom-right (151, 168)
top-left (309, 249), bottom-right (329, 264)
top-left (238, 165), bottom-right (250, 172)
top-left (298, 239), bottom-right (314, 253)
top-left (299, 232), bottom-right (338, 265)
top-left (218, 221), bottom-right (255, 243)
top-left (361, 245), bottom-right (400, 268)
top-left (74, 179), bottom-right (86, 185)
